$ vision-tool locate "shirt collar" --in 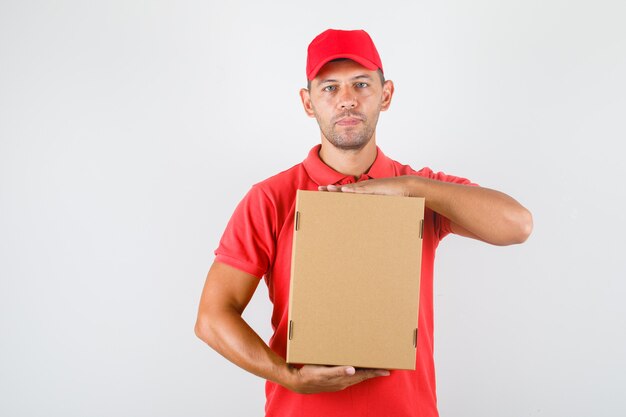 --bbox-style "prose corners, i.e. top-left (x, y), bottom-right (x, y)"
top-left (302, 144), bottom-right (396, 186)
